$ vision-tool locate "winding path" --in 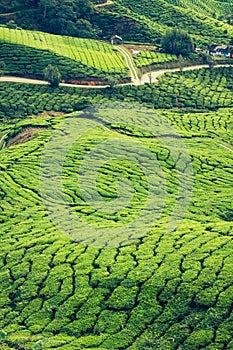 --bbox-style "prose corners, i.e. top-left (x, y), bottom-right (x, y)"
top-left (94, 0), bottom-right (114, 9)
top-left (0, 64), bottom-right (231, 88)
top-left (220, 144), bottom-right (233, 153)
top-left (139, 64), bottom-right (232, 85)
top-left (116, 46), bottom-right (139, 84)
top-left (0, 133), bottom-right (8, 150)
